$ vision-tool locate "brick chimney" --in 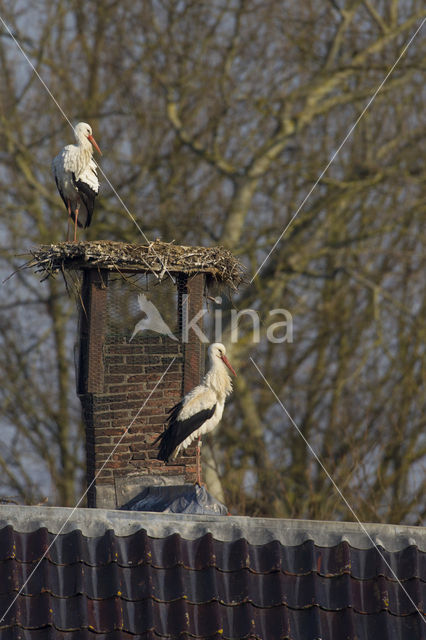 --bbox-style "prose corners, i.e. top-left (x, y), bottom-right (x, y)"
top-left (27, 240), bottom-right (242, 509)
top-left (77, 268), bottom-right (206, 509)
